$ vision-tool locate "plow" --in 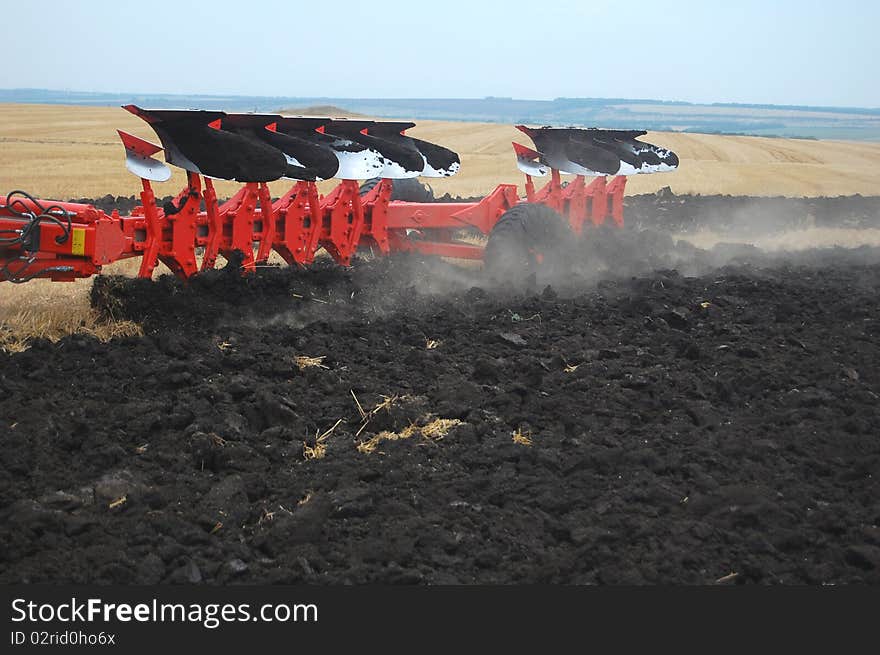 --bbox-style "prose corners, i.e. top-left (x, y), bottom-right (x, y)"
top-left (0, 106), bottom-right (678, 284)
